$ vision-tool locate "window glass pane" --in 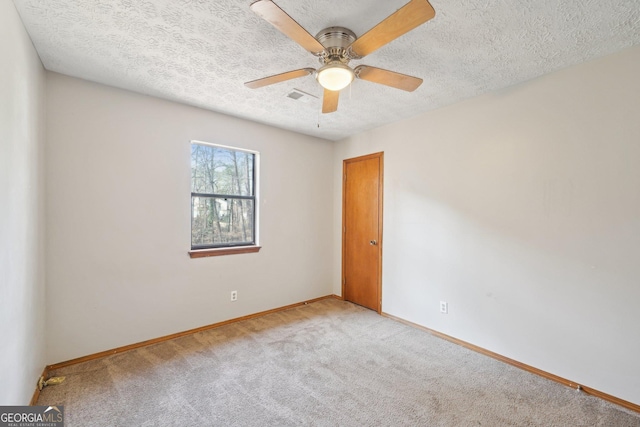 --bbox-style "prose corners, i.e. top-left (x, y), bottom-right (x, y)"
top-left (191, 197), bottom-right (254, 247)
top-left (191, 144), bottom-right (254, 196)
